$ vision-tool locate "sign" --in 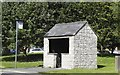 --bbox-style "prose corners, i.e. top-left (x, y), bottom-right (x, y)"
top-left (15, 20), bottom-right (23, 68)
top-left (16, 20), bottom-right (23, 29)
